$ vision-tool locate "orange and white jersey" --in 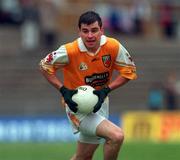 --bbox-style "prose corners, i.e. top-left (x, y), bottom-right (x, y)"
top-left (40, 35), bottom-right (137, 89)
